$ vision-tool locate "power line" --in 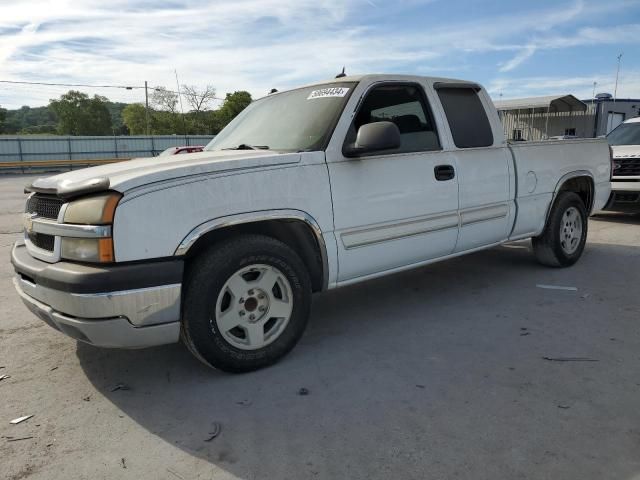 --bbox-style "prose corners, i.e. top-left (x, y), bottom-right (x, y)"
top-left (0, 82), bottom-right (143, 107)
top-left (0, 83), bottom-right (141, 96)
top-left (0, 79), bottom-right (225, 100)
top-left (0, 79), bottom-right (139, 90)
